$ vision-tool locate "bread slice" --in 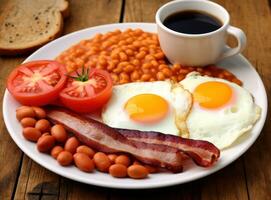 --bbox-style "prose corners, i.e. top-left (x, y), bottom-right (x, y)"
top-left (0, 0), bottom-right (69, 55)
